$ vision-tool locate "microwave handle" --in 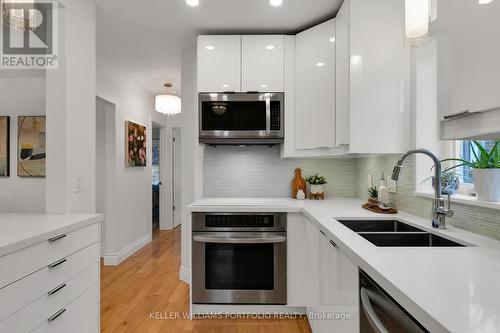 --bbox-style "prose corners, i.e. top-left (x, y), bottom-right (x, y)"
top-left (360, 287), bottom-right (390, 333)
top-left (265, 95), bottom-right (271, 134)
top-left (193, 234), bottom-right (286, 244)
